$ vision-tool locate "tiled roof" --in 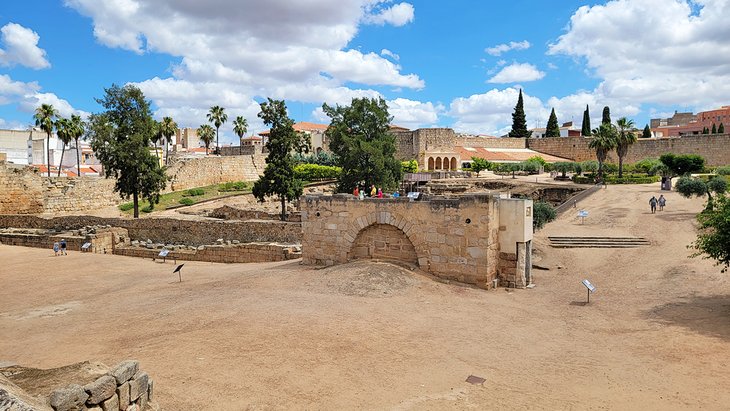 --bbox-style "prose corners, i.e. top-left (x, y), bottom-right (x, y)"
top-left (455, 147), bottom-right (571, 163)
